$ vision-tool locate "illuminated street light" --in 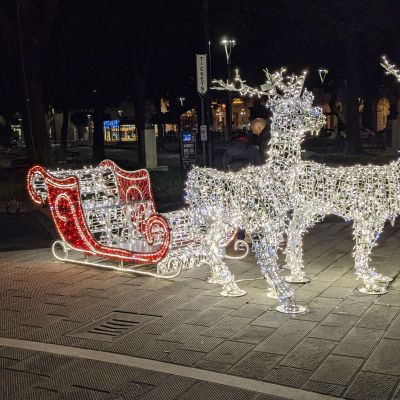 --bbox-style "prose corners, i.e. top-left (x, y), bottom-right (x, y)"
top-left (318, 68), bottom-right (328, 84)
top-left (220, 37), bottom-right (236, 139)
